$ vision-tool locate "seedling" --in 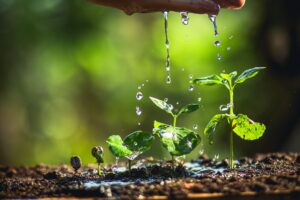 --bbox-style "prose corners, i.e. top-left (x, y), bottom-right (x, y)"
top-left (106, 131), bottom-right (154, 173)
top-left (150, 97), bottom-right (201, 168)
top-left (91, 146), bottom-right (104, 176)
top-left (70, 155), bottom-right (82, 173)
top-left (192, 67), bottom-right (266, 169)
